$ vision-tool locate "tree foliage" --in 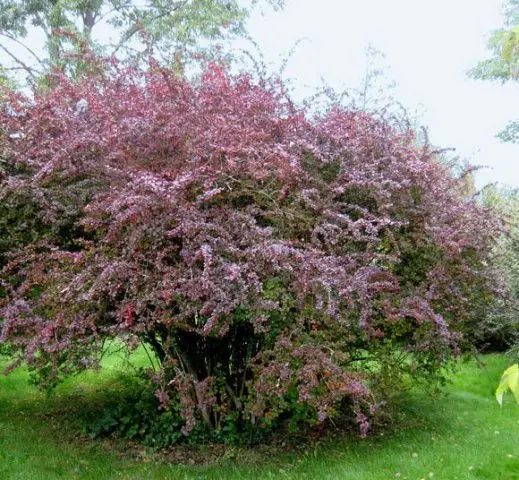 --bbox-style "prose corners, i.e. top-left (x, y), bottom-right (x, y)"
top-left (475, 185), bottom-right (519, 351)
top-left (0, 60), bottom-right (501, 440)
top-left (0, 0), bottom-right (284, 82)
top-left (470, 0), bottom-right (519, 143)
